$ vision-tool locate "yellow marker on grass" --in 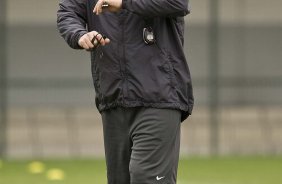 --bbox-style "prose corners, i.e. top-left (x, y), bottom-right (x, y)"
top-left (46, 168), bottom-right (65, 181)
top-left (28, 161), bottom-right (45, 174)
